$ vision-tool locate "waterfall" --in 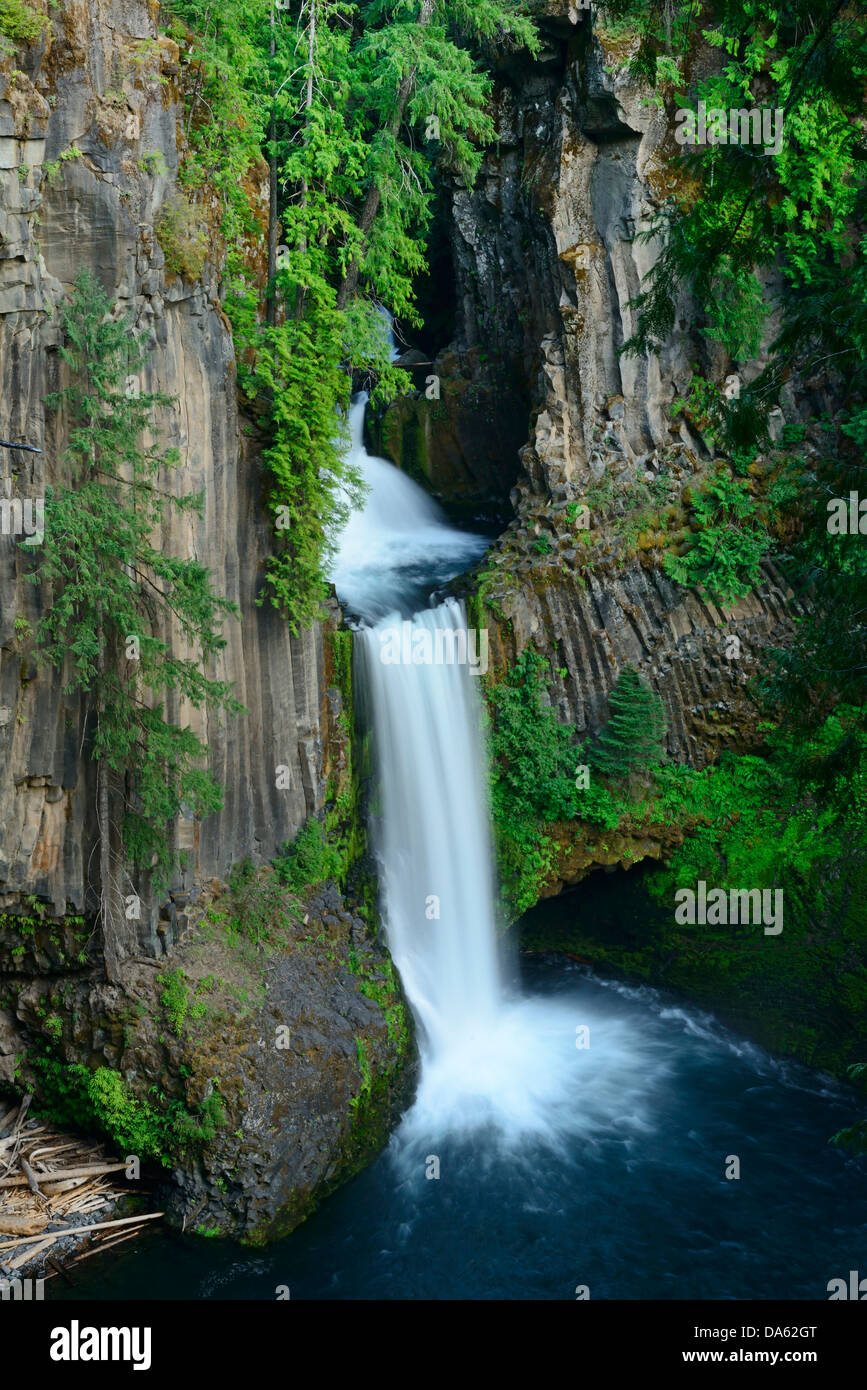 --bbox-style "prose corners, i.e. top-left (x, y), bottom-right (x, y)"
top-left (329, 395), bottom-right (484, 624)
top-left (355, 601), bottom-right (503, 1058)
top-left (331, 391), bottom-right (648, 1145)
top-left (331, 392), bottom-right (502, 1064)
